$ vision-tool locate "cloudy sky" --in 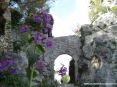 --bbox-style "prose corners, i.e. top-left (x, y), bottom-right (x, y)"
top-left (50, 0), bottom-right (90, 37)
